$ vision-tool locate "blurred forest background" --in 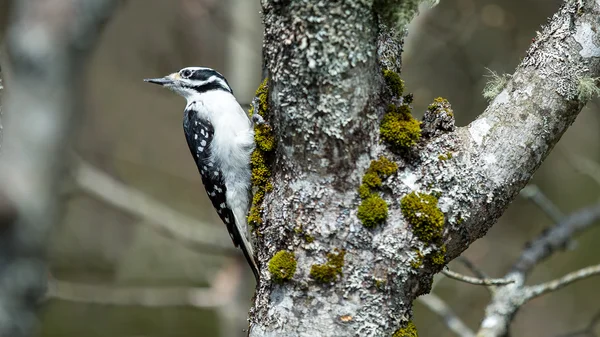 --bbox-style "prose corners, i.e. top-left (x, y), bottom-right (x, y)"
top-left (0, 0), bottom-right (597, 336)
